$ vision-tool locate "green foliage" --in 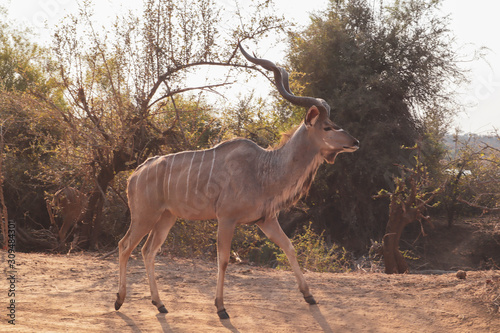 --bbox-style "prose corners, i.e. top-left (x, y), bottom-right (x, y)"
top-left (440, 133), bottom-right (500, 221)
top-left (157, 220), bottom-right (352, 273)
top-left (164, 219), bottom-right (218, 258)
top-left (0, 20), bottom-right (69, 234)
top-left (466, 148), bottom-right (500, 210)
top-left (162, 222), bottom-right (276, 264)
top-left (400, 249), bottom-right (420, 261)
top-left (273, 222), bottom-right (351, 272)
